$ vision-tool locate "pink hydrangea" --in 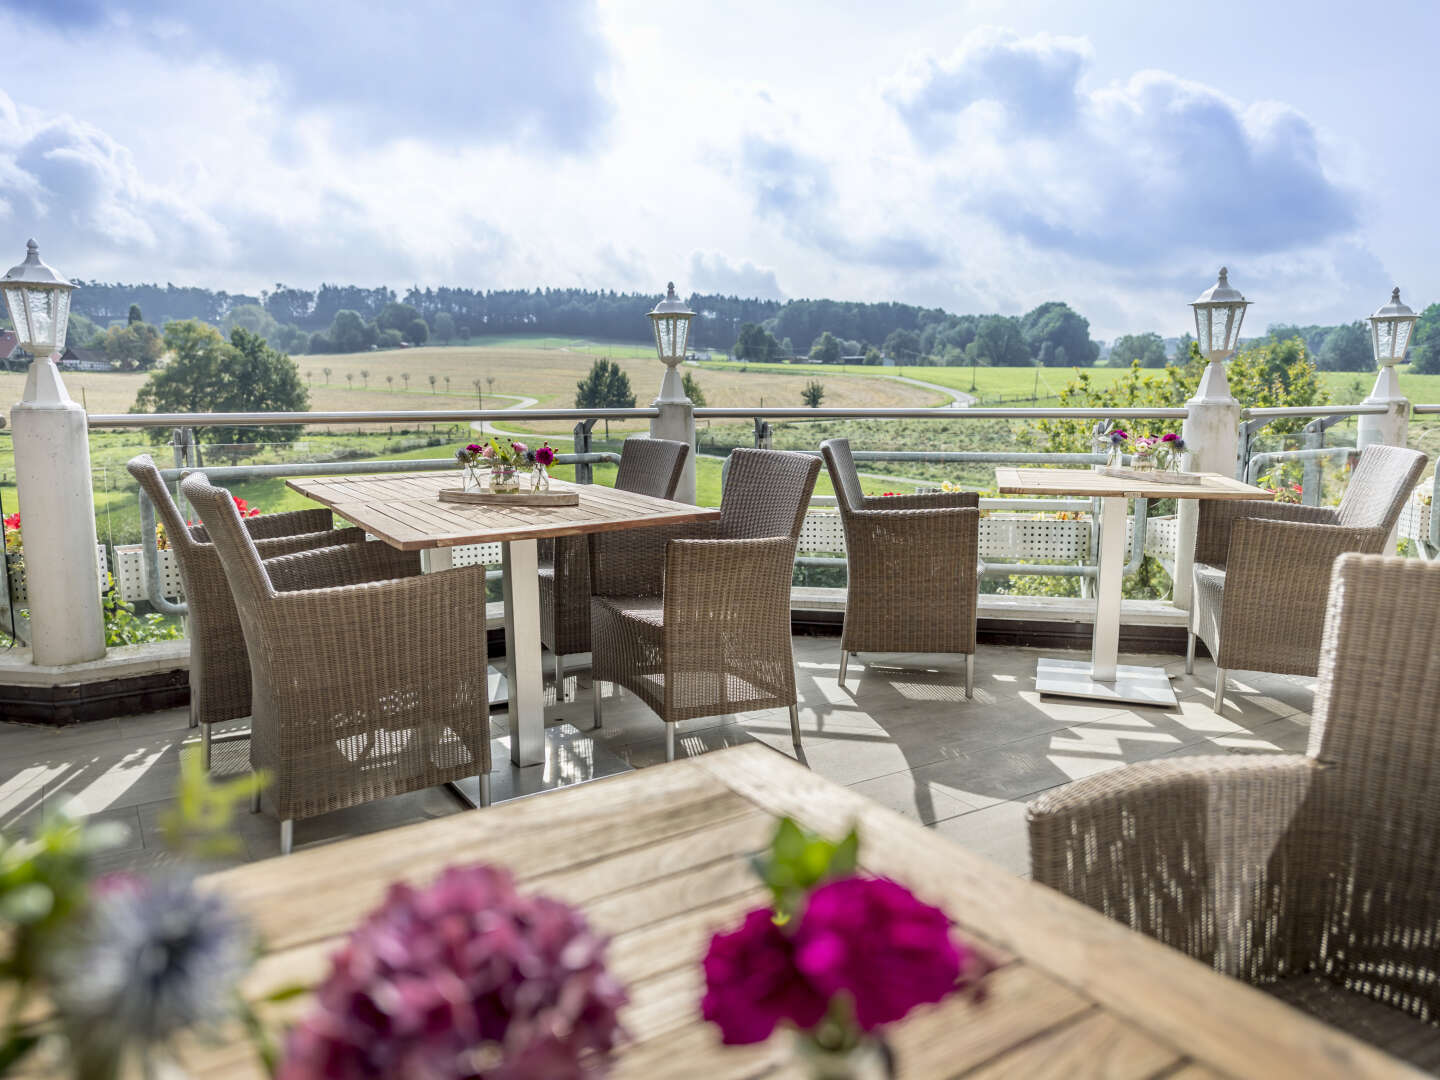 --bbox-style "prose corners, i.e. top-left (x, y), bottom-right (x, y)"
top-left (480, 444), bottom-right (496, 459)
top-left (279, 865), bottom-right (626, 1080)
